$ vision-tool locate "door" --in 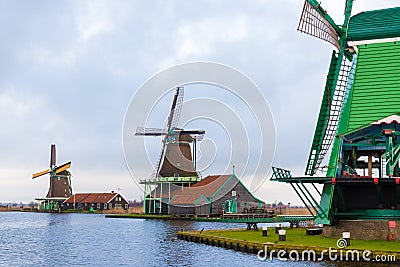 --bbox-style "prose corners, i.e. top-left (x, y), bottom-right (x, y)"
top-left (224, 198), bottom-right (237, 213)
top-left (231, 198), bottom-right (237, 213)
